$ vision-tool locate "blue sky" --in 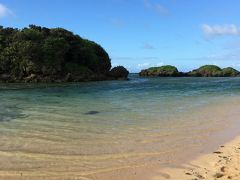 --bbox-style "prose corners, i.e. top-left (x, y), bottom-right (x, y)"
top-left (1, 0), bottom-right (240, 72)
